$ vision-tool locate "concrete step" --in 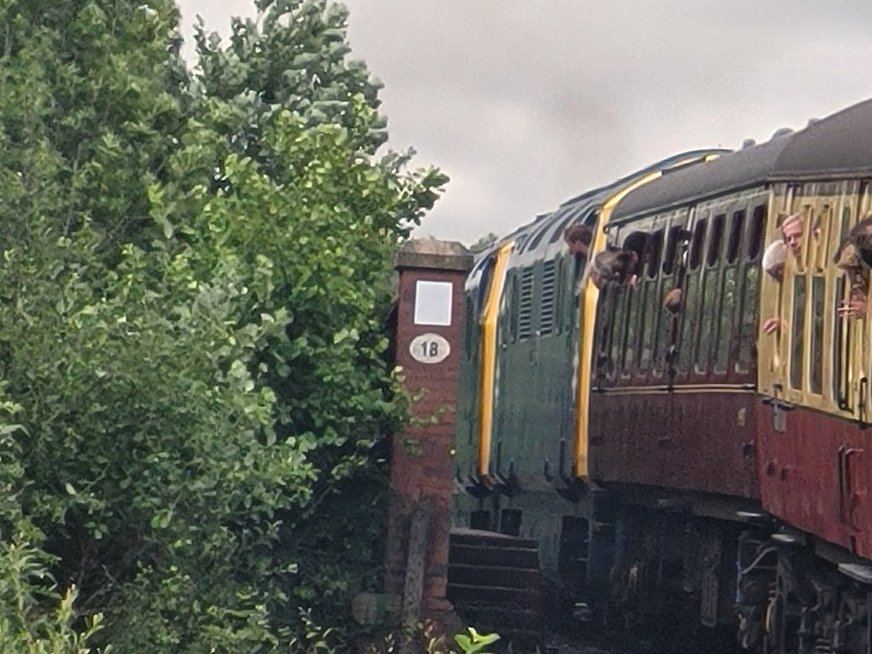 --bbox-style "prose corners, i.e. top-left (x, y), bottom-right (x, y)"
top-left (449, 543), bottom-right (540, 568)
top-left (450, 528), bottom-right (538, 550)
top-left (447, 583), bottom-right (541, 609)
top-left (448, 562), bottom-right (541, 588)
top-left (447, 528), bottom-right (543, 653)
